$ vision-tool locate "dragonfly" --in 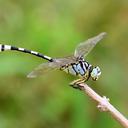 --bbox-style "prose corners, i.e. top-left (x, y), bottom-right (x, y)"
top-left (0, 32), bottom-right (106, 89)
